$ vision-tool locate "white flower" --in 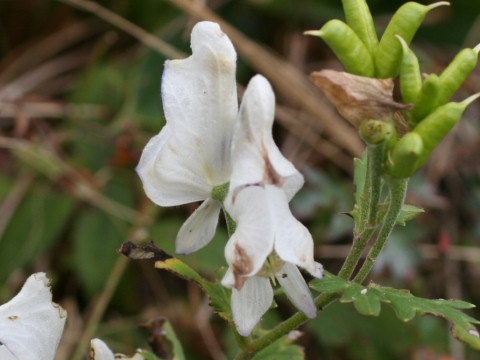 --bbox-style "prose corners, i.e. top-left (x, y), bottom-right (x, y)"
top-left (0, 273), bottom-right (67, 360)
top-left (136, 21), bottom-right (237, 255)
top-left (221, 75), bottom-right (323, 336)
top-left (90, 338), bottom-right (146, 360)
